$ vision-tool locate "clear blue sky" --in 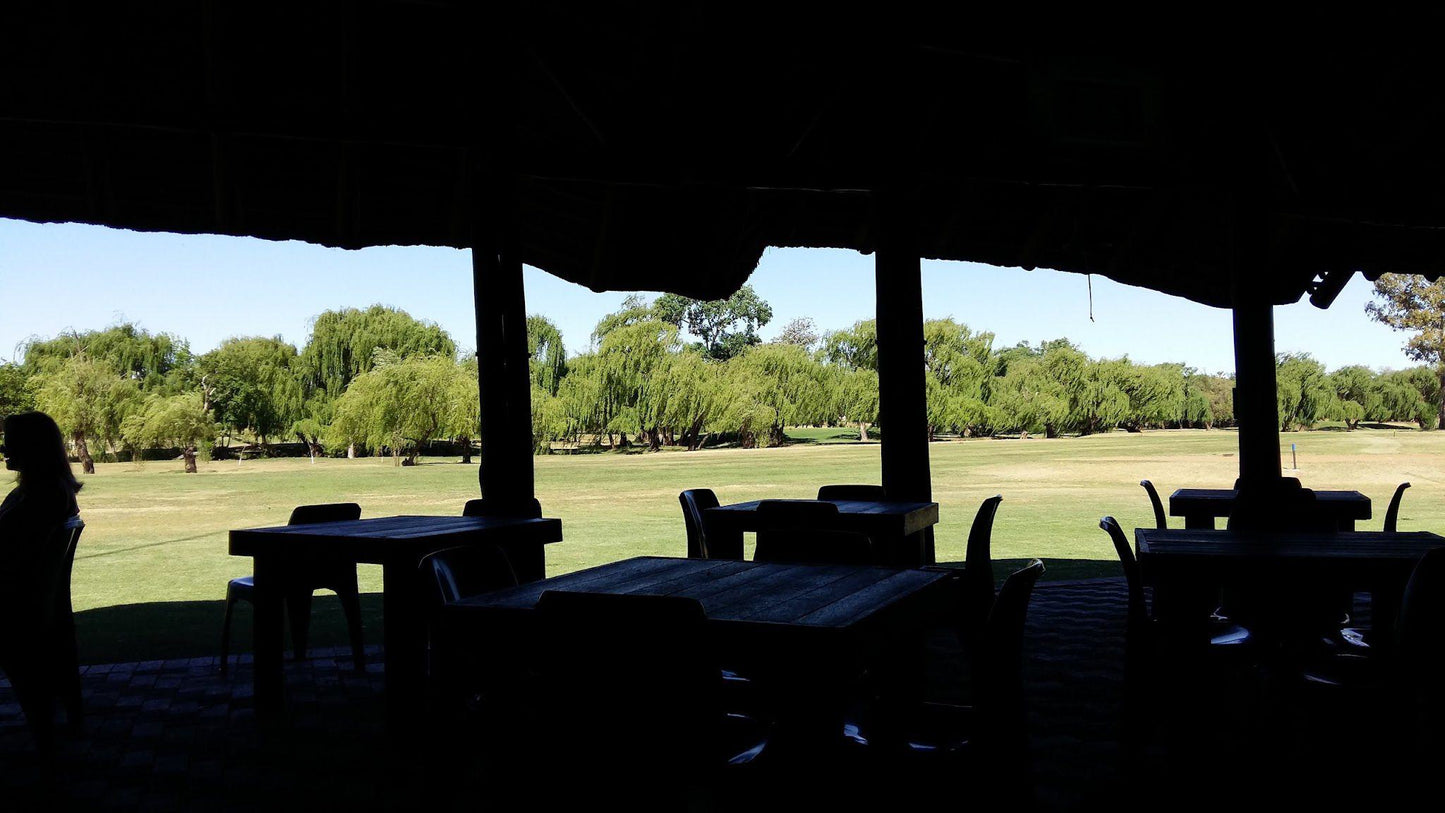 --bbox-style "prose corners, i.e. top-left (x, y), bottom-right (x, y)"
top-left (0, 217), bottom-right (1416, 374)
